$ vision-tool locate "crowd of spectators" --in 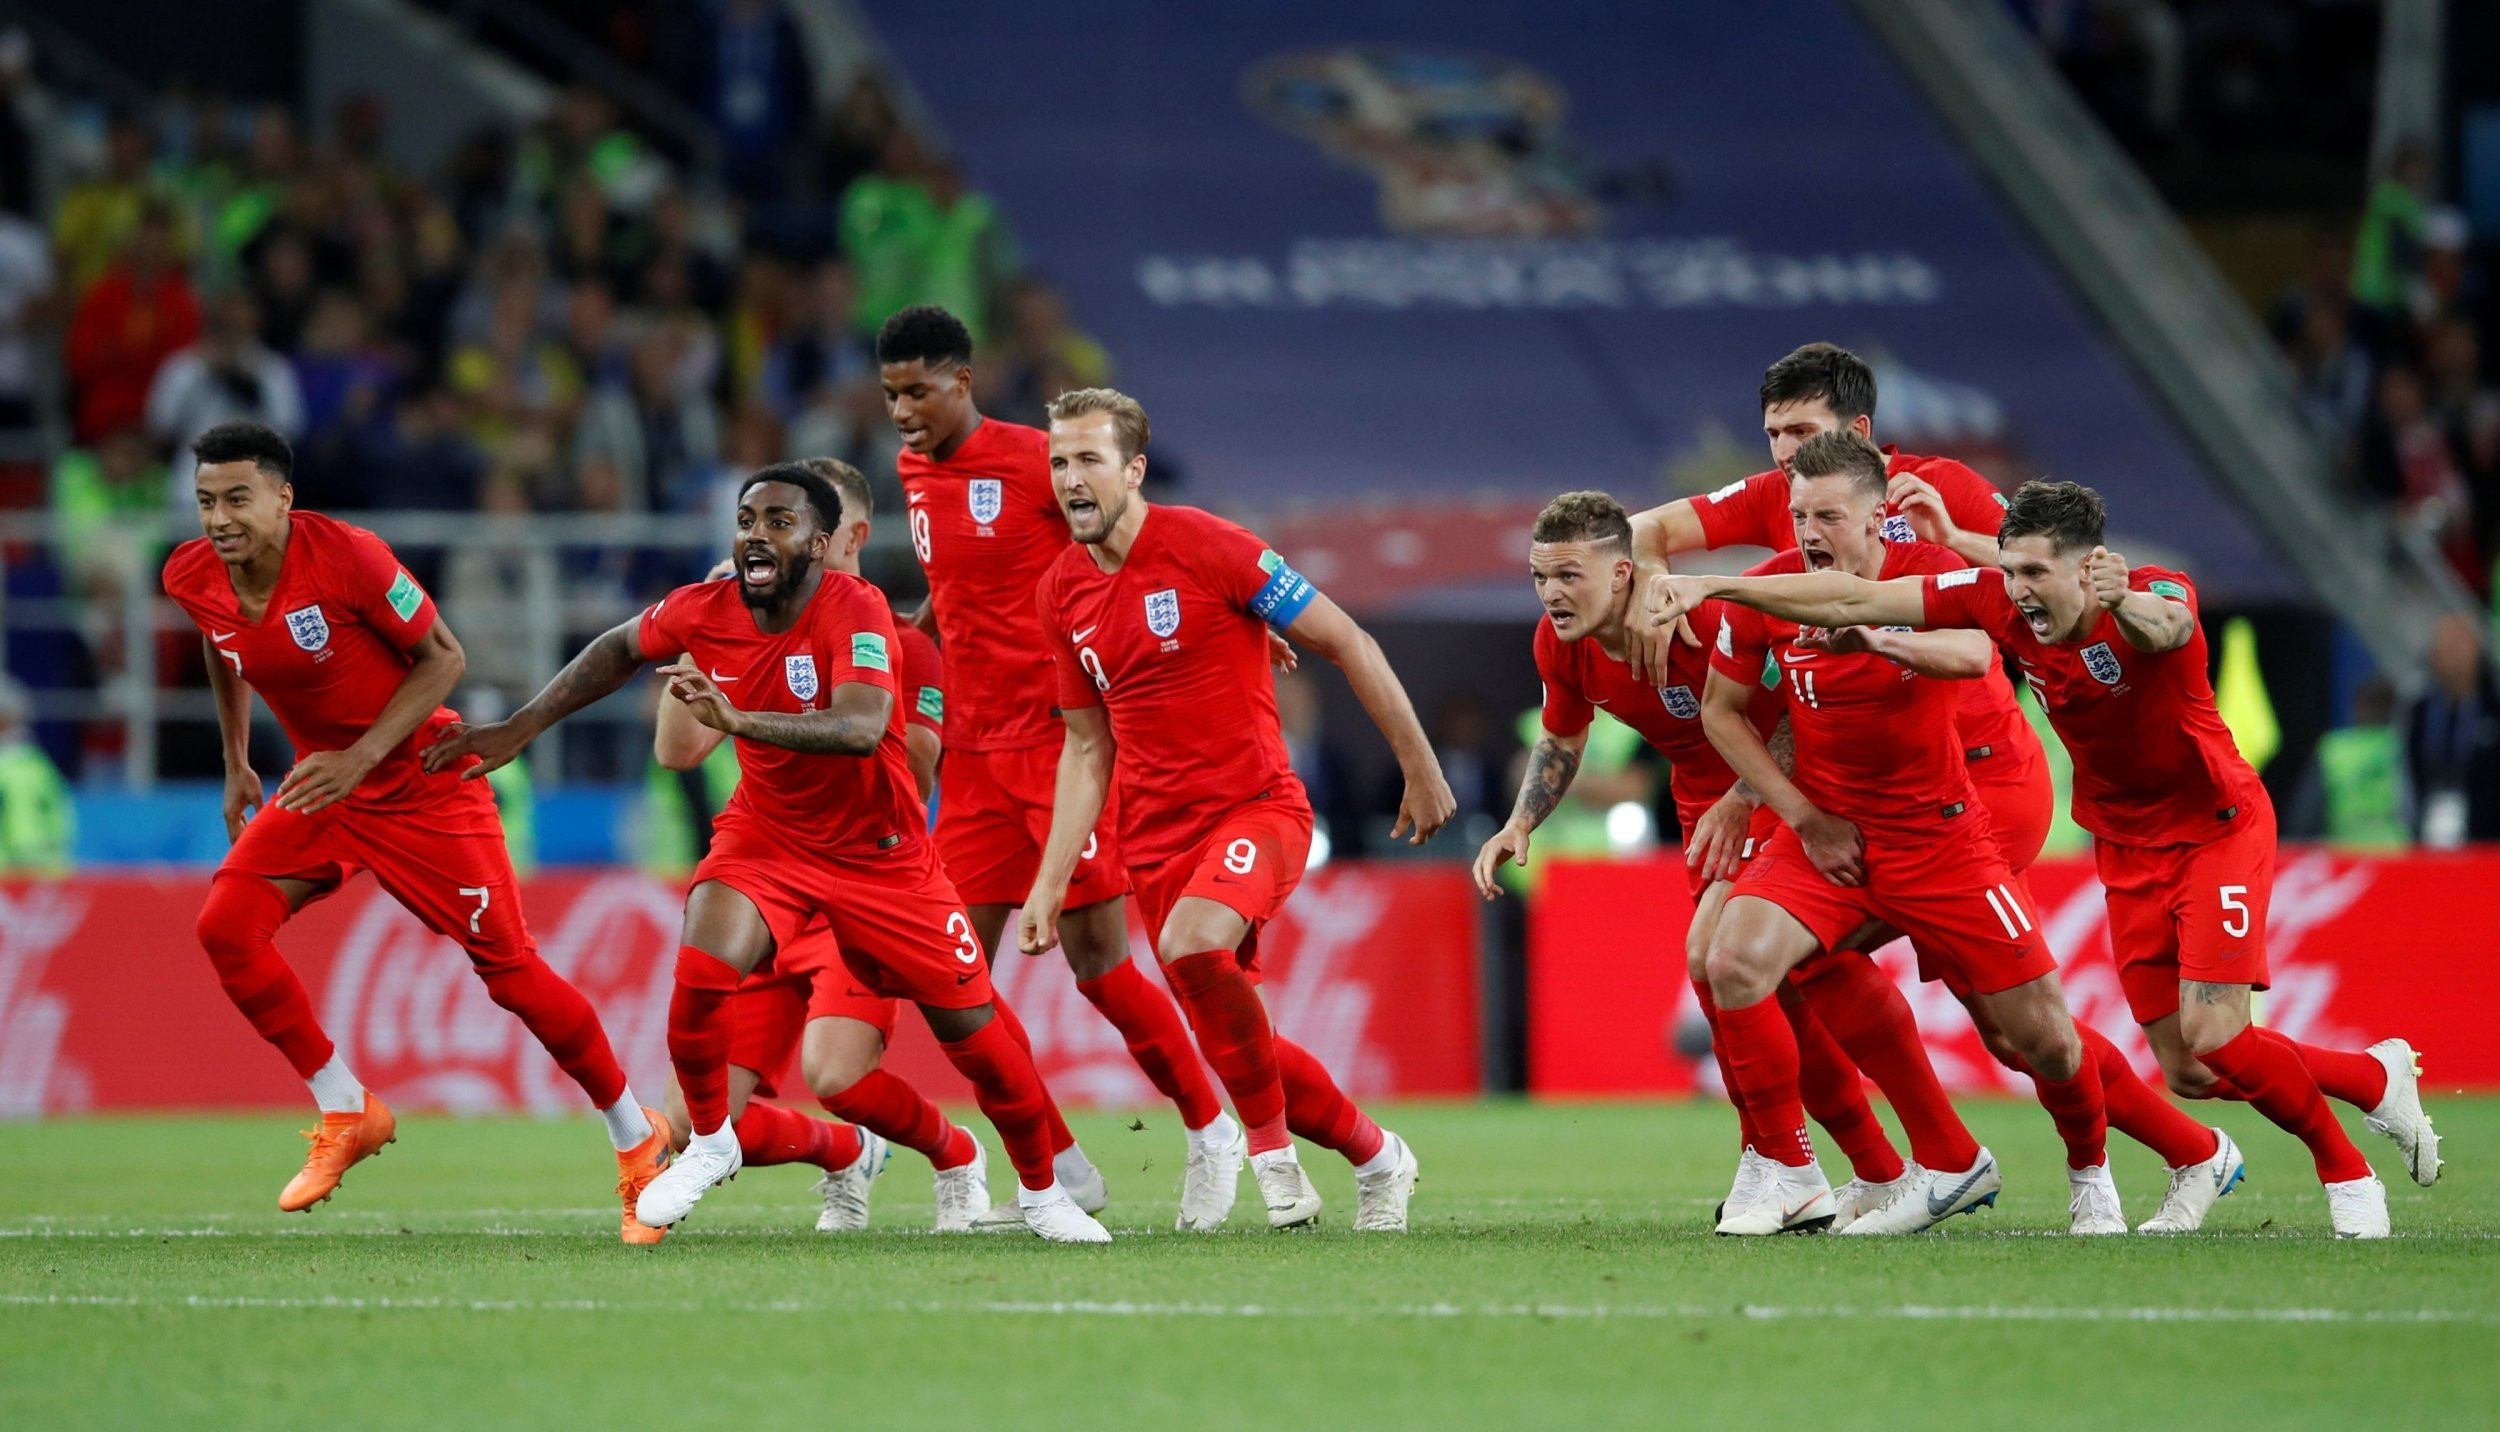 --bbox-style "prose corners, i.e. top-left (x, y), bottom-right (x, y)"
top-left (0, 8), bottom-right (1115, 781)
